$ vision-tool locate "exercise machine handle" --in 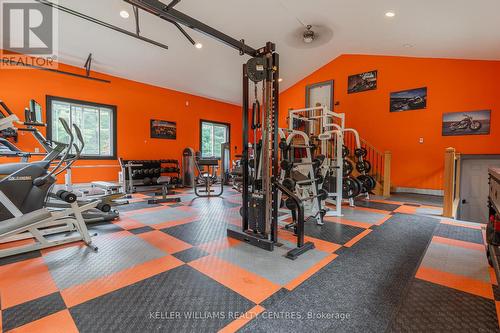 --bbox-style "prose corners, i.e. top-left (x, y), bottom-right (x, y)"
top-left (34, 118), bottom-right (74, 186)
top-left (0, 101), bottom-right (14, 116)
top-left (274, 181), bottom-right (306, 247)
top-left (54, 123), bottom-right (85, 175)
